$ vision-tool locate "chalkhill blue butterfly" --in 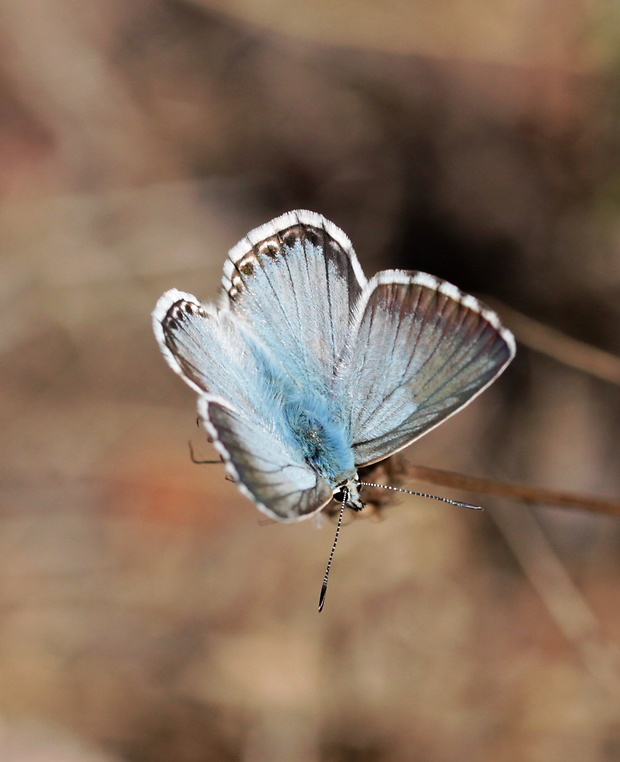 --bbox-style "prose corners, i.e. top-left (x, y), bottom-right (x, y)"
top-left (153, 210), bottom-right (515, 607)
